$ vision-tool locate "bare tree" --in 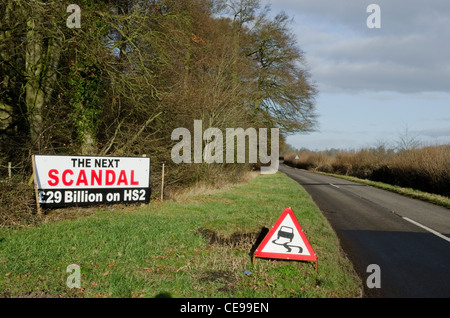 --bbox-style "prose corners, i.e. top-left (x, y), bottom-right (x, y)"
top-left (395, 126), bottom-right (422, 151)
